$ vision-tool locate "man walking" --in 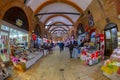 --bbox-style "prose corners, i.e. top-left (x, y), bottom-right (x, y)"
top-left (68, 41), bottom-right (74, 58)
